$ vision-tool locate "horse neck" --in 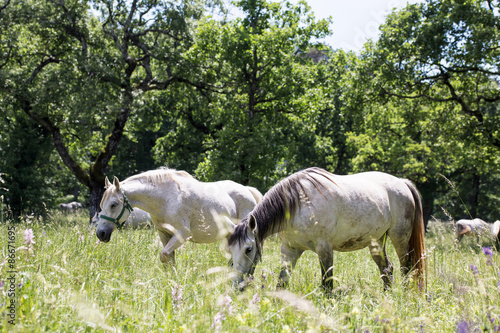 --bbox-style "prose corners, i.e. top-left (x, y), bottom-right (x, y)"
top-left (252, 203), bottom-right (284, 244)
top-left (120, 179), bottom-right (174, 213)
